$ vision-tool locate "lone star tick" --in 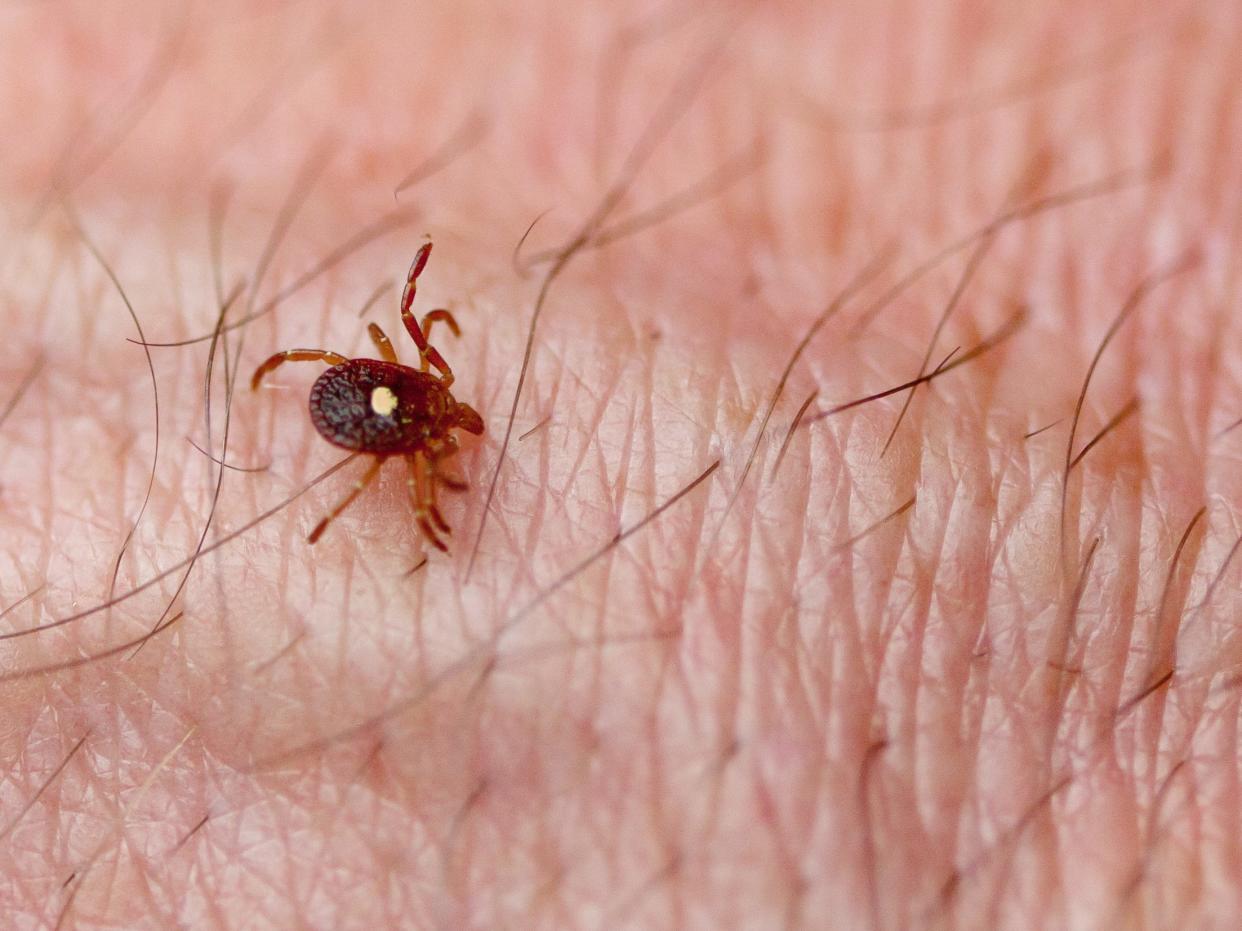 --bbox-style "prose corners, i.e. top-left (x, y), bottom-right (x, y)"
top-left (251, 242), bottom-right (484, 551)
